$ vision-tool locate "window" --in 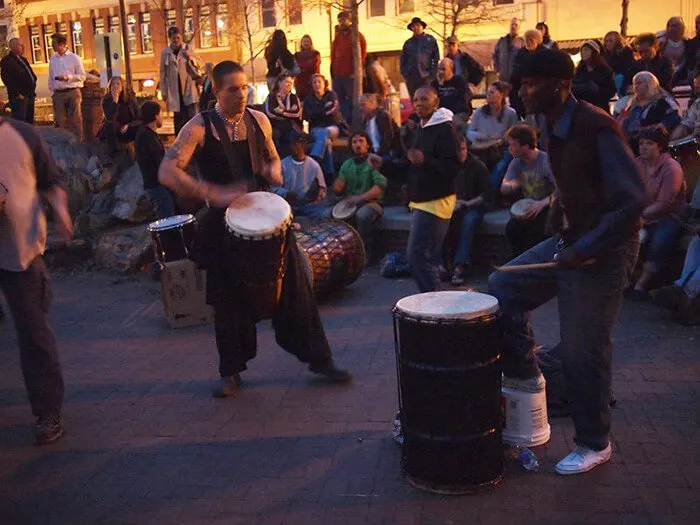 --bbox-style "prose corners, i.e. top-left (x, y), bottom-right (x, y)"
top-left (43, 23), bottom-right (57, 60)
top-left (493, 0), bottom-right (514, 4)
top-left (261, 0), bottom-right (276, 28)
top-left (216, 3), bottom-right (229, 47)
top-left (397, 0), bottom-right (414, 14)
top-left (94, 18), bottom-right (105, 35)
top-left (287, 0), bottom-right (302, 25)
top-left (126, 14), bottom-right (137, 54)
top-left (166, 9), bottom-right (177, 28)
top-left (109, 16), bottom-right (120, 34)
top-left (184, 8), bottom-right (194, 43)
top-left (140, 13), bottom-right (153, 53)
top-left (199, 6), bottom-right (213, 48)
top-left (72, 21), bottom-right (84, 58)
top-left (30, 26), bottom-right (44, 62)
top-left (369, 0), bottom-right (385, 17)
